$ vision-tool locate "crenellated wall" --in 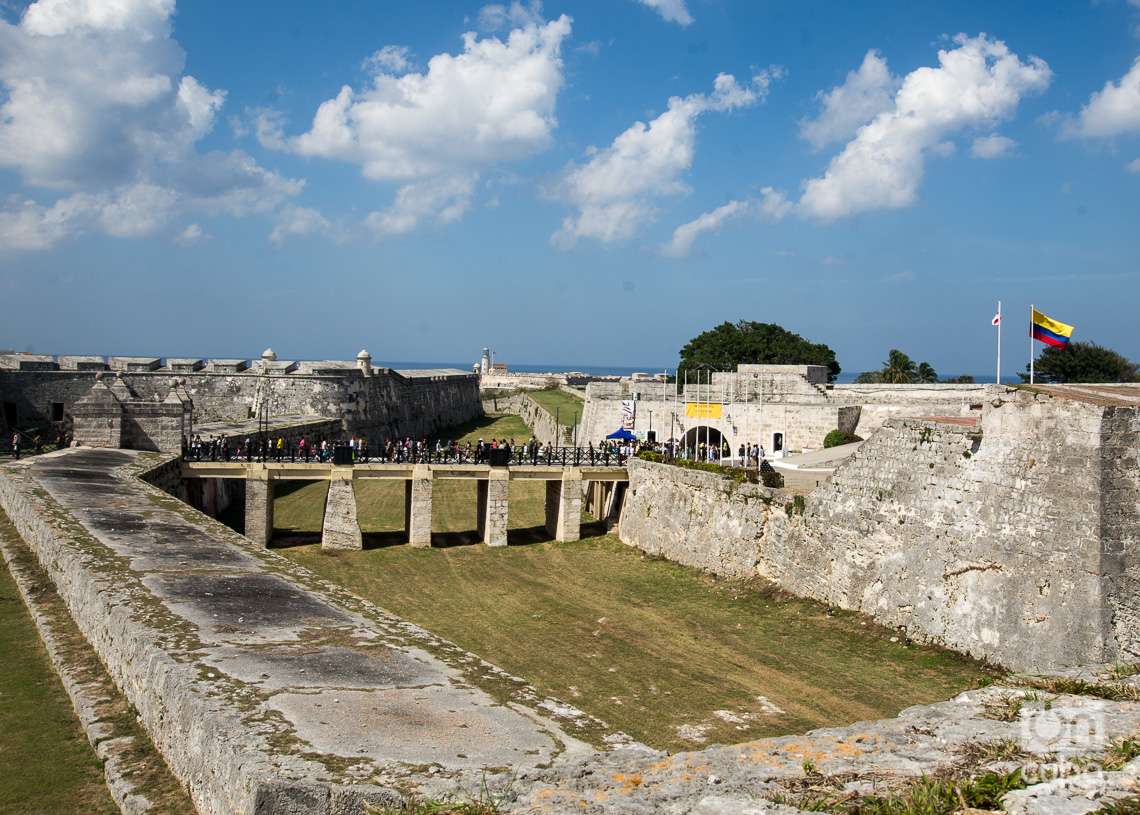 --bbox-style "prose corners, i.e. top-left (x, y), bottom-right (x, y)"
top-left (619, 390), bottom-right (1140, 672)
